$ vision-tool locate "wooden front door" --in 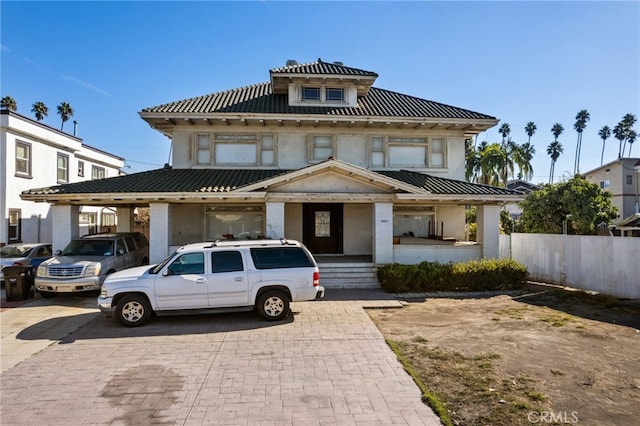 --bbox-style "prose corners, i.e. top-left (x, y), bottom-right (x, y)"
top-left (303, 204), bottom-right (343, 254)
